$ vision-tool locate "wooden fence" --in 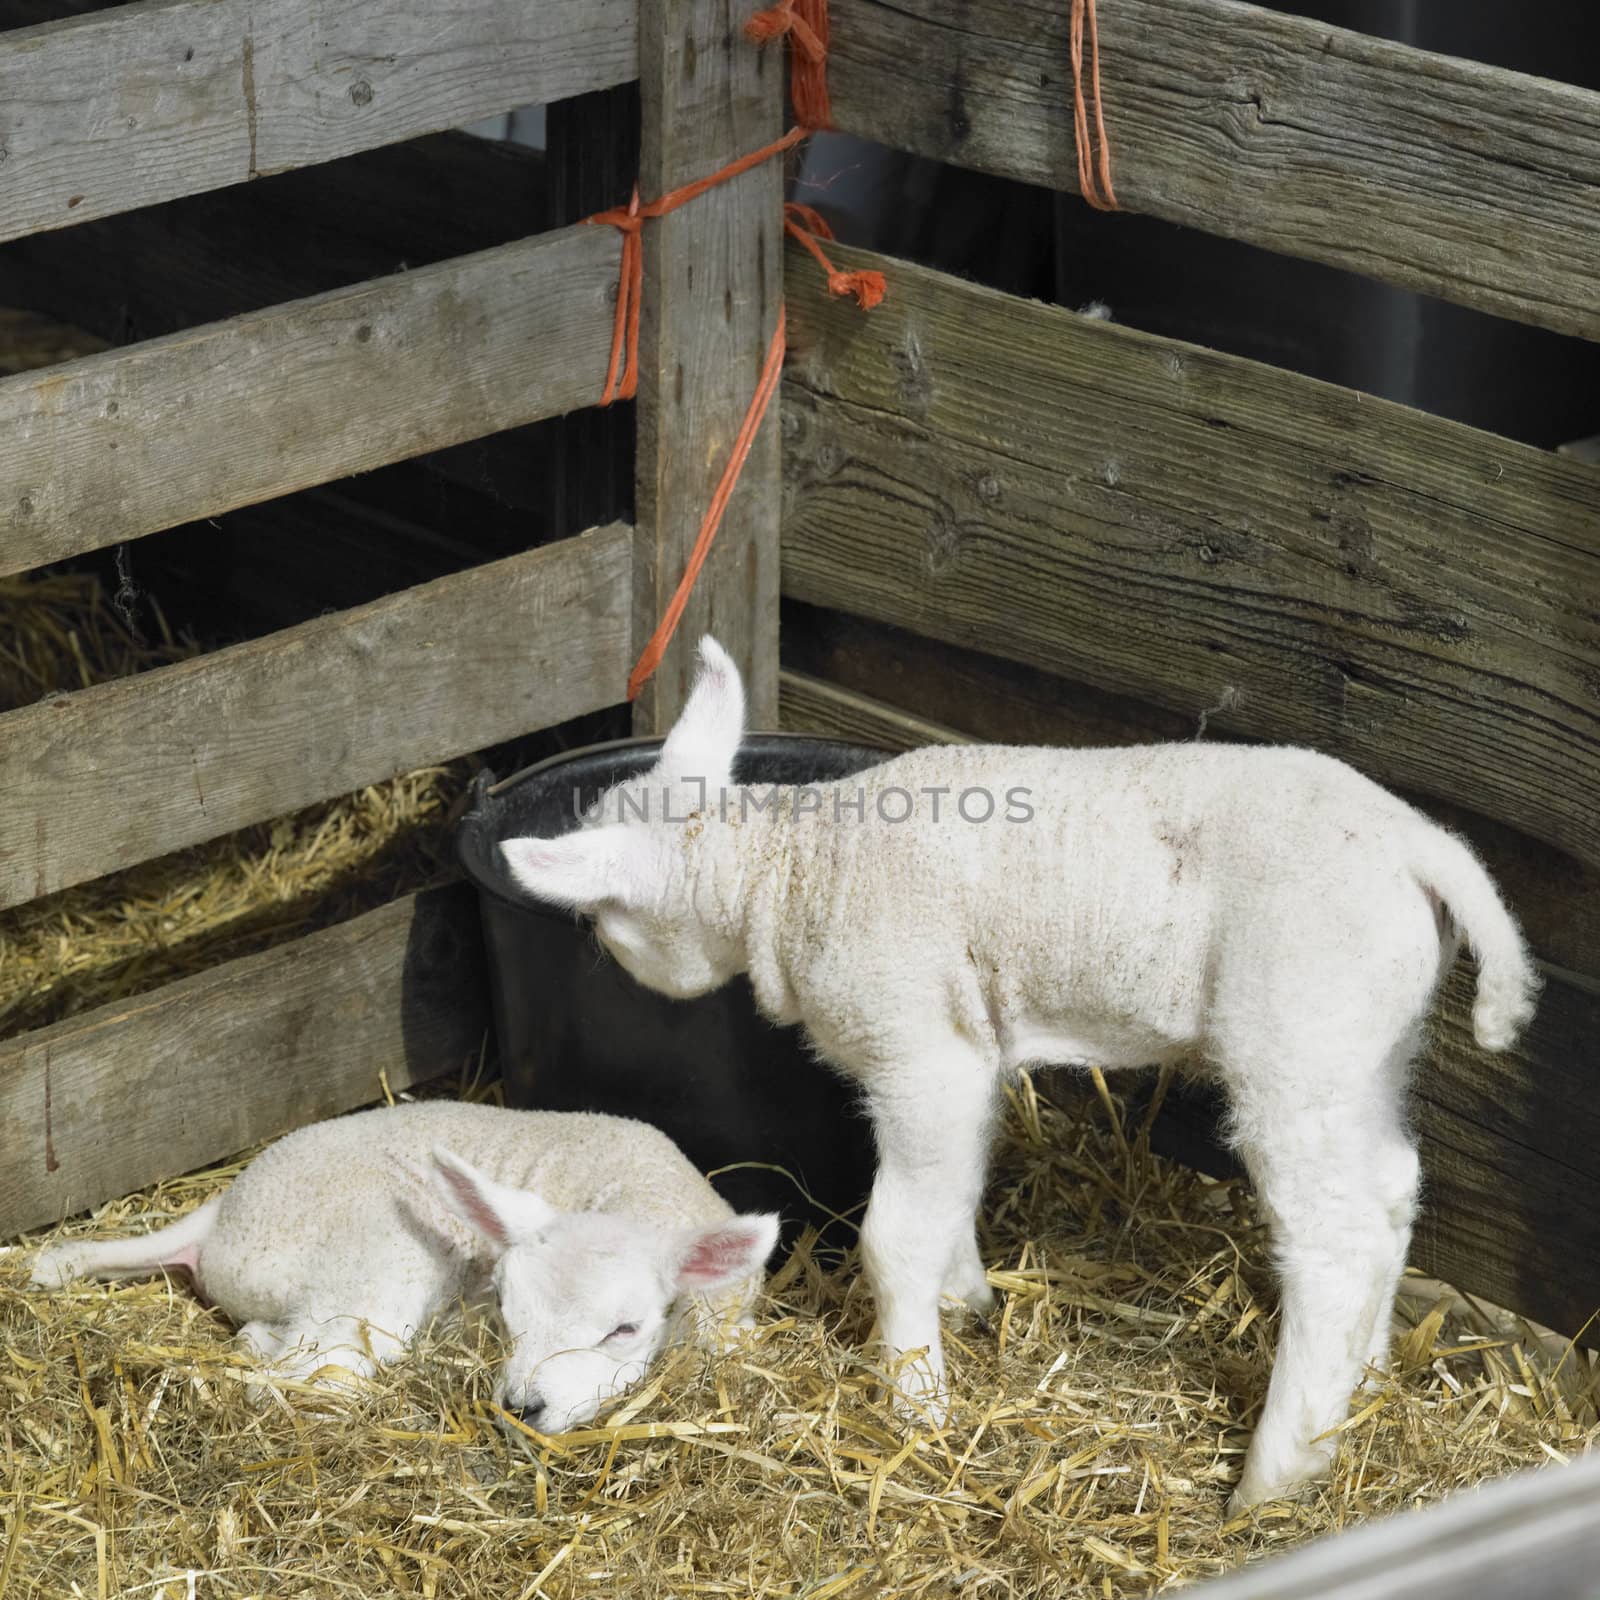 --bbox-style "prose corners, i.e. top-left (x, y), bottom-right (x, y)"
top-left (776, 0), bottom-right (1600, 1343)
top-left (0, 0), bottom-right (783, 1235)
